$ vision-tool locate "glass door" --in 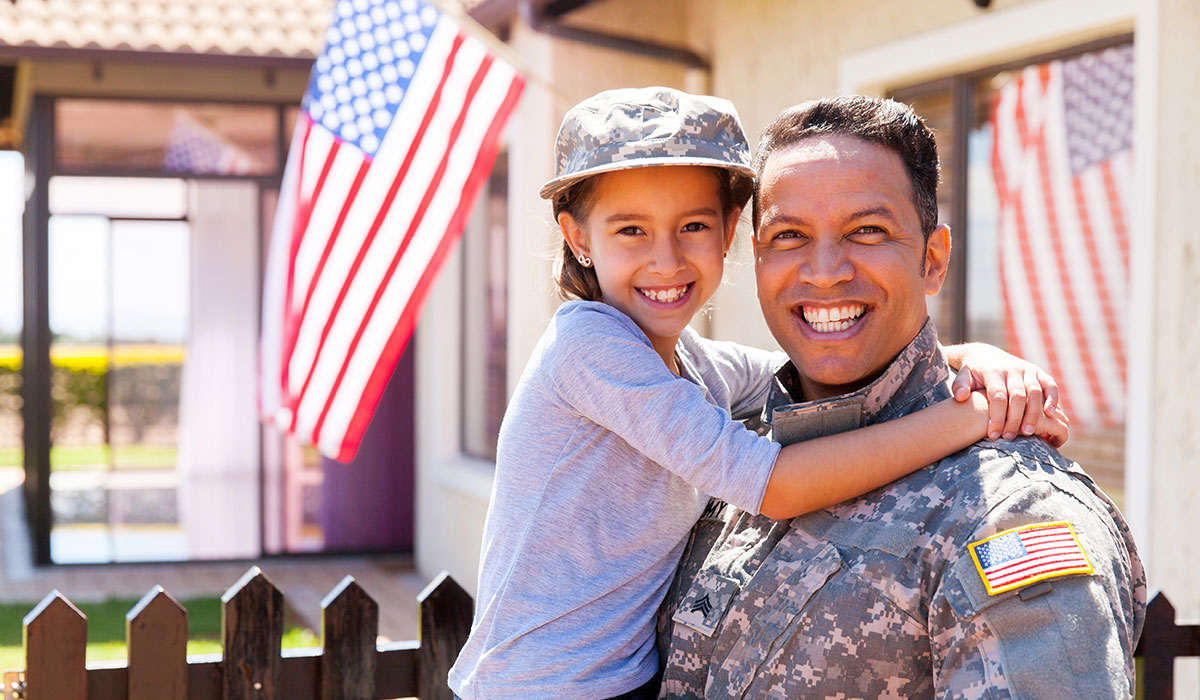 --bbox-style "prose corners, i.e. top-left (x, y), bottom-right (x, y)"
top-left (47, 178), bottom-right (192, 562)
